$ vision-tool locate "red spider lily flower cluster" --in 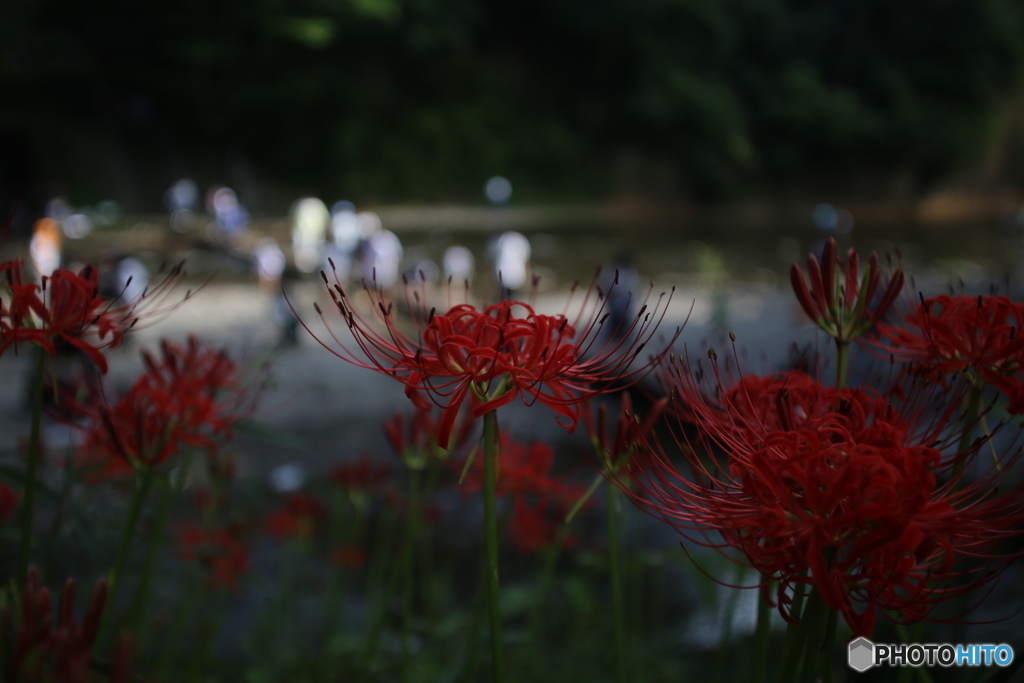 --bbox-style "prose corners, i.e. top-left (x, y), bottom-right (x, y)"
top-left (299, 269), bottom-right (680, 448)
top-left (581, 393), bottom-right (668, 471)
top-left (384, 405), bottom-right (476, 468)
top-left (264, 493), bottom-right (327, 540)
top-left (176, 523), bottom-right (251, 590)
top-left (73, 336), bottom-right (260, 479)
top-left (626, 363), bottom-right (1024, 636)
top-left (0, 258), bottom-right (188, 373)
top-left (791, 238), bottom-right (904, 343)
top-left (1, 569), bottom-right (133, 683)
top-left (461, 436), bottom-right (588, 552)
top-left (873, 294), bottom-right (1024, 411)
